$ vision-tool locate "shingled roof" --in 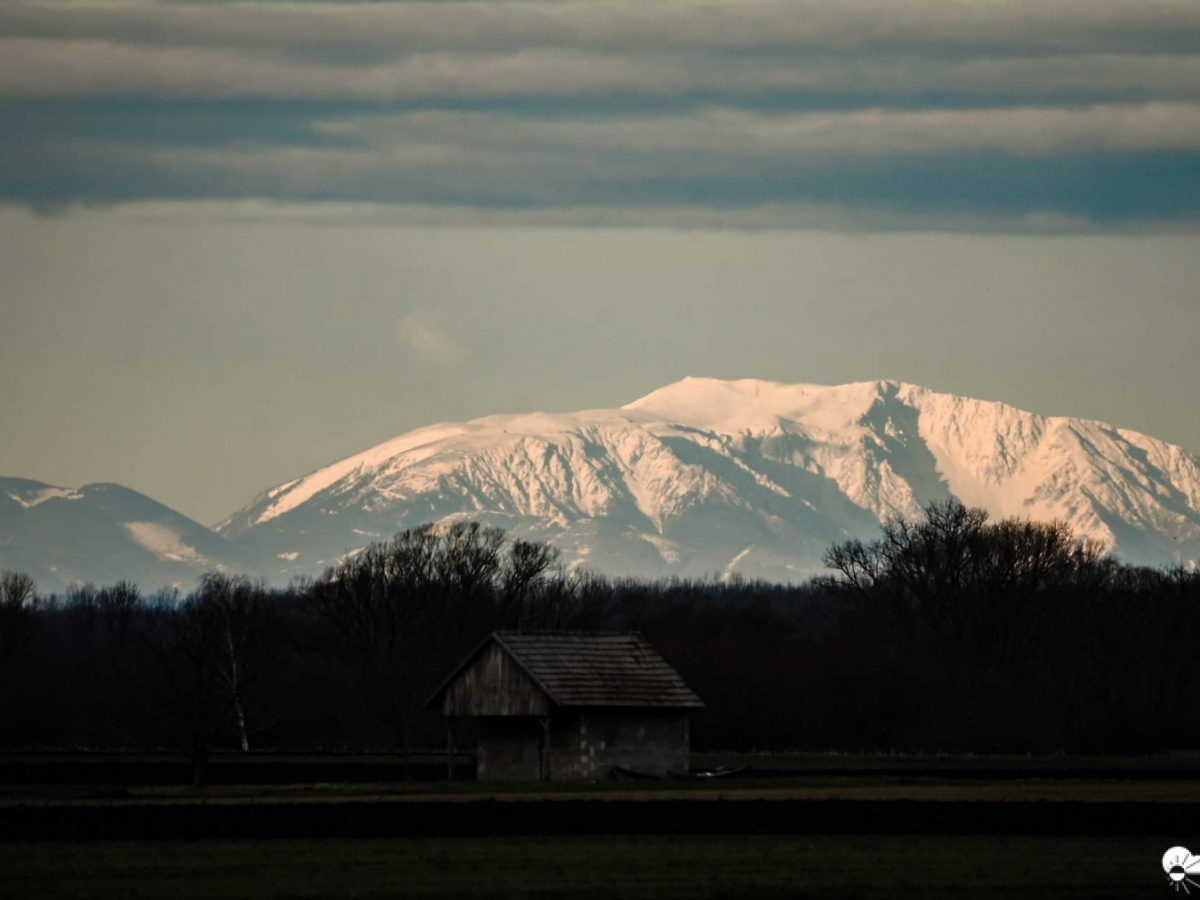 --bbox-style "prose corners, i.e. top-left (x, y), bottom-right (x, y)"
top-left (427, 631), bottom-right (704, 709)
